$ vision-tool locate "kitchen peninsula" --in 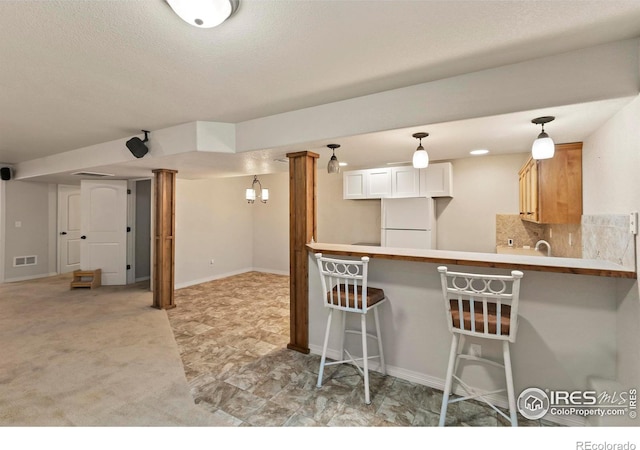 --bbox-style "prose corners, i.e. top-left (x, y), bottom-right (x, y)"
top-left (306, 242), bottom-right (637, 426)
